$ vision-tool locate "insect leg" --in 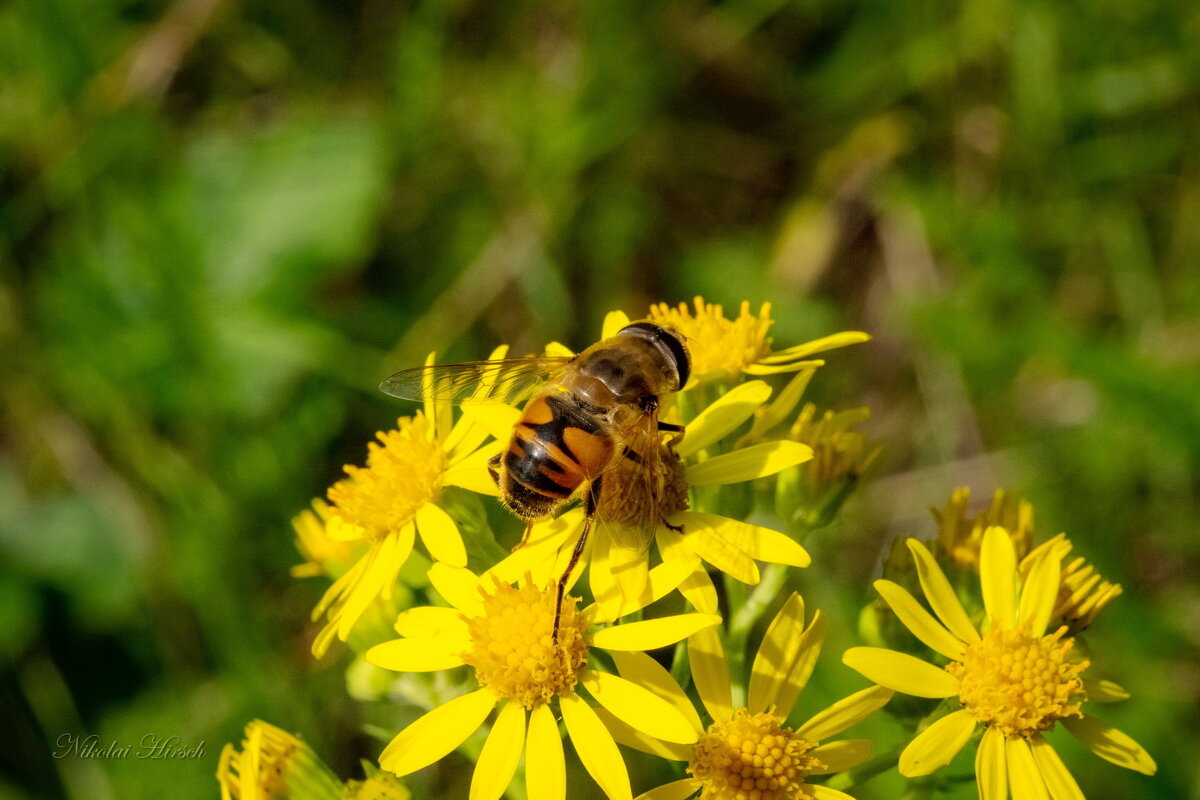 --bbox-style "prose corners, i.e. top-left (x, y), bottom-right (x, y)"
top-left (553, 474), bottom-right (602, 643)
top-left (657, 421), bottom-right (684, 432)
top-left (513, 520), bottom-right (534, 551)
top-left (486, 453), bottom-right (502, 486)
